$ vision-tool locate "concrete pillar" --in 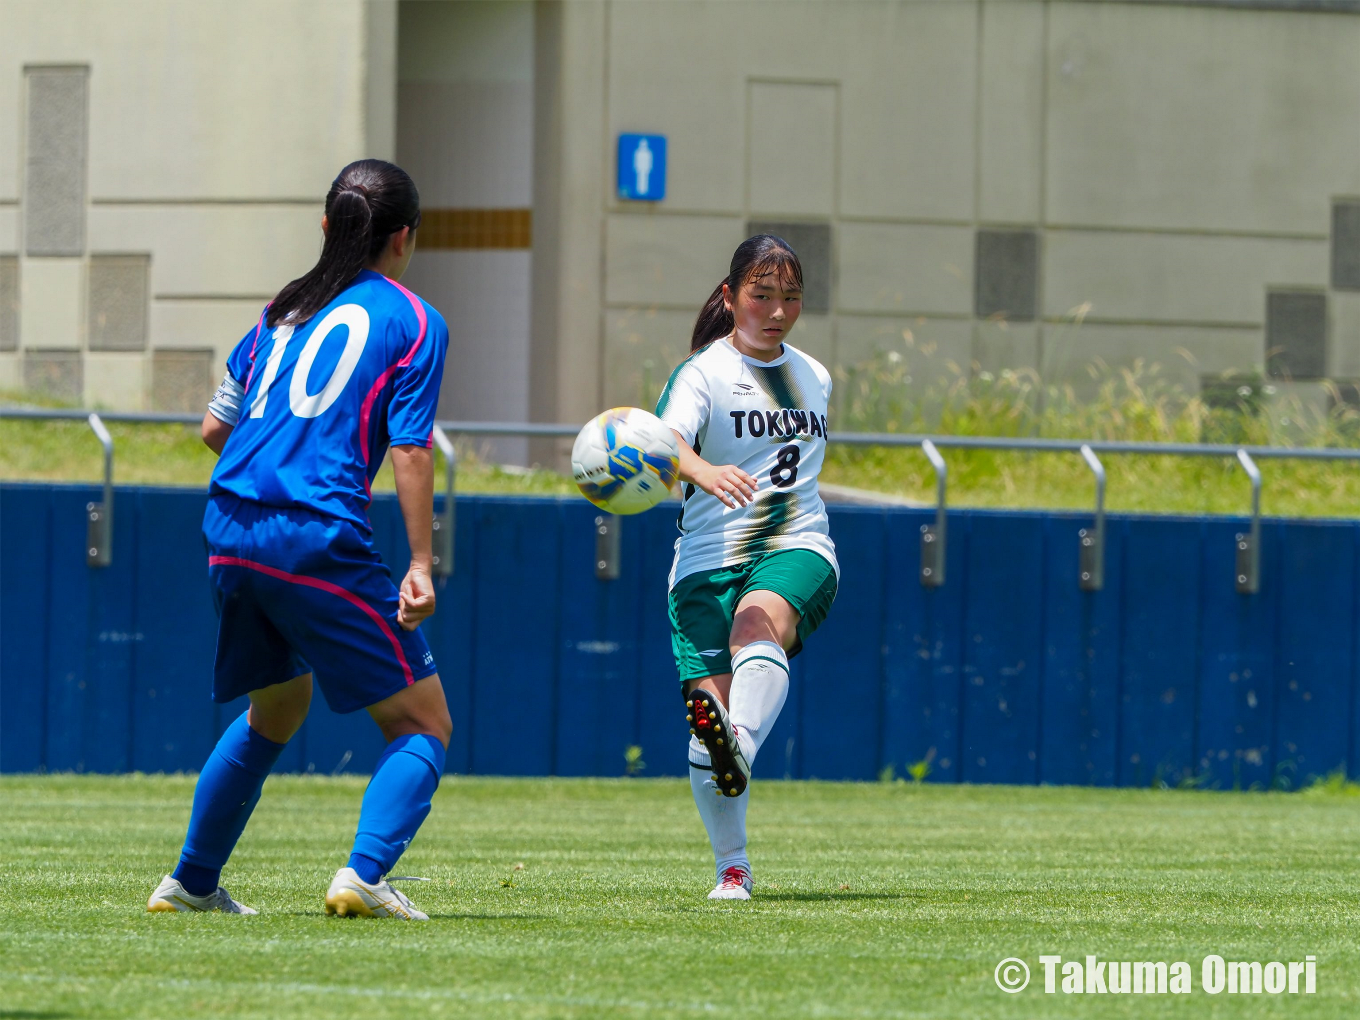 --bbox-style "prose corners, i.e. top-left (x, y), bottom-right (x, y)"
top-left (365, 0), bottom-right (397, 161)
top-left (531, 0), bottom-right (606, 458)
